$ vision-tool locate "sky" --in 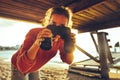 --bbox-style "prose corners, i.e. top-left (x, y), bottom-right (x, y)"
top-left (99, 27), bottom-right (120, 47)
top-left (0, 17), bottom-right (120, 48)
top-left (0, 18), bottom-right (41, 46)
